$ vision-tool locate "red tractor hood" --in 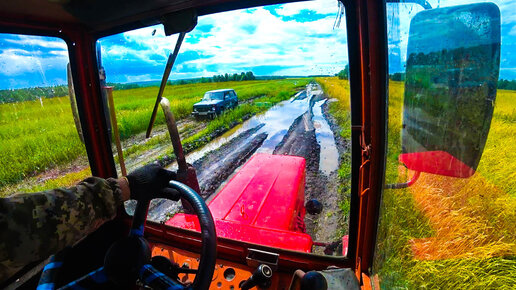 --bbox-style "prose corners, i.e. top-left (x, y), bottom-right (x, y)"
top-left (166, 153), bottom-right (313, 253)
